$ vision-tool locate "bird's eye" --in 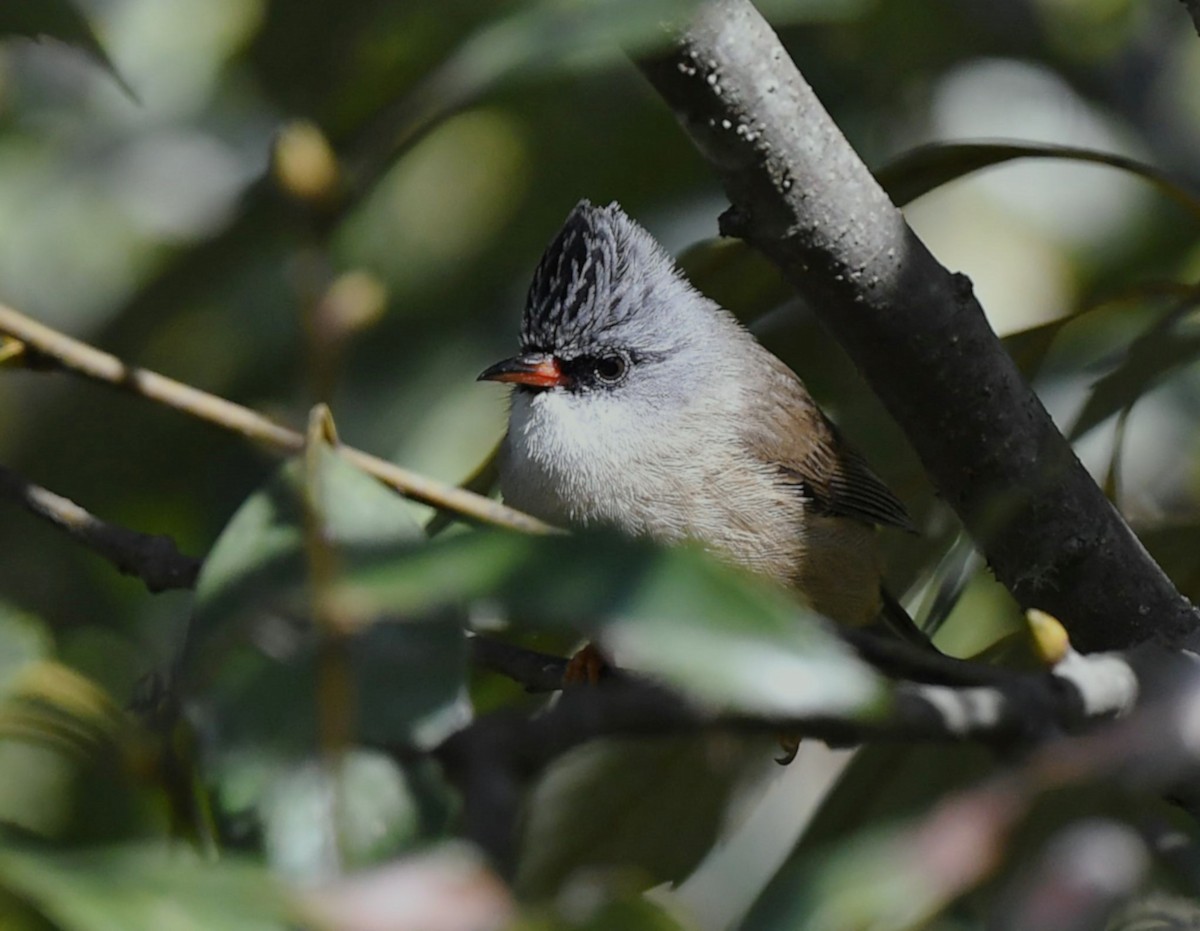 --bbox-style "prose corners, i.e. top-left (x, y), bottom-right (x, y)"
top-left (593, 353), bottom-right (628, 384)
